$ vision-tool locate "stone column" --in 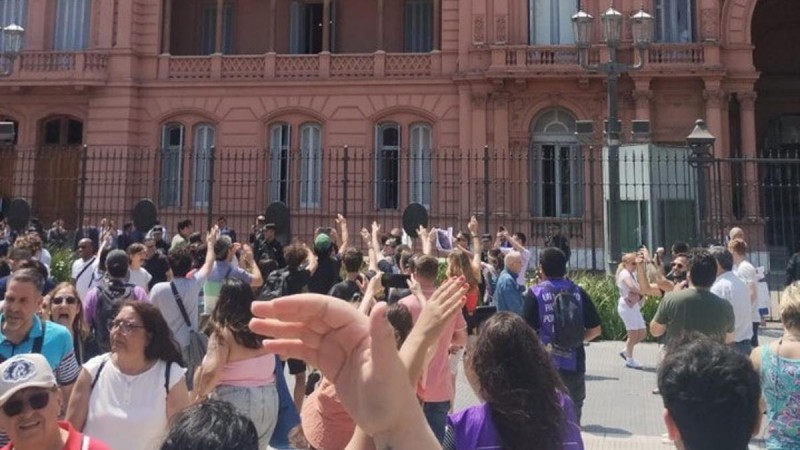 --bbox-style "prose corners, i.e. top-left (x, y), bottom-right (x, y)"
top-left (632, 78), bottom-right (652, 121)
top-left (739, 91), bottom-right (759, 219)
top-left (214, 0), bottom-right (224, 53)
top-left (322, 0), bottom-right (331, 52)
top-left (703, 86), bottom-right (731, 223)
